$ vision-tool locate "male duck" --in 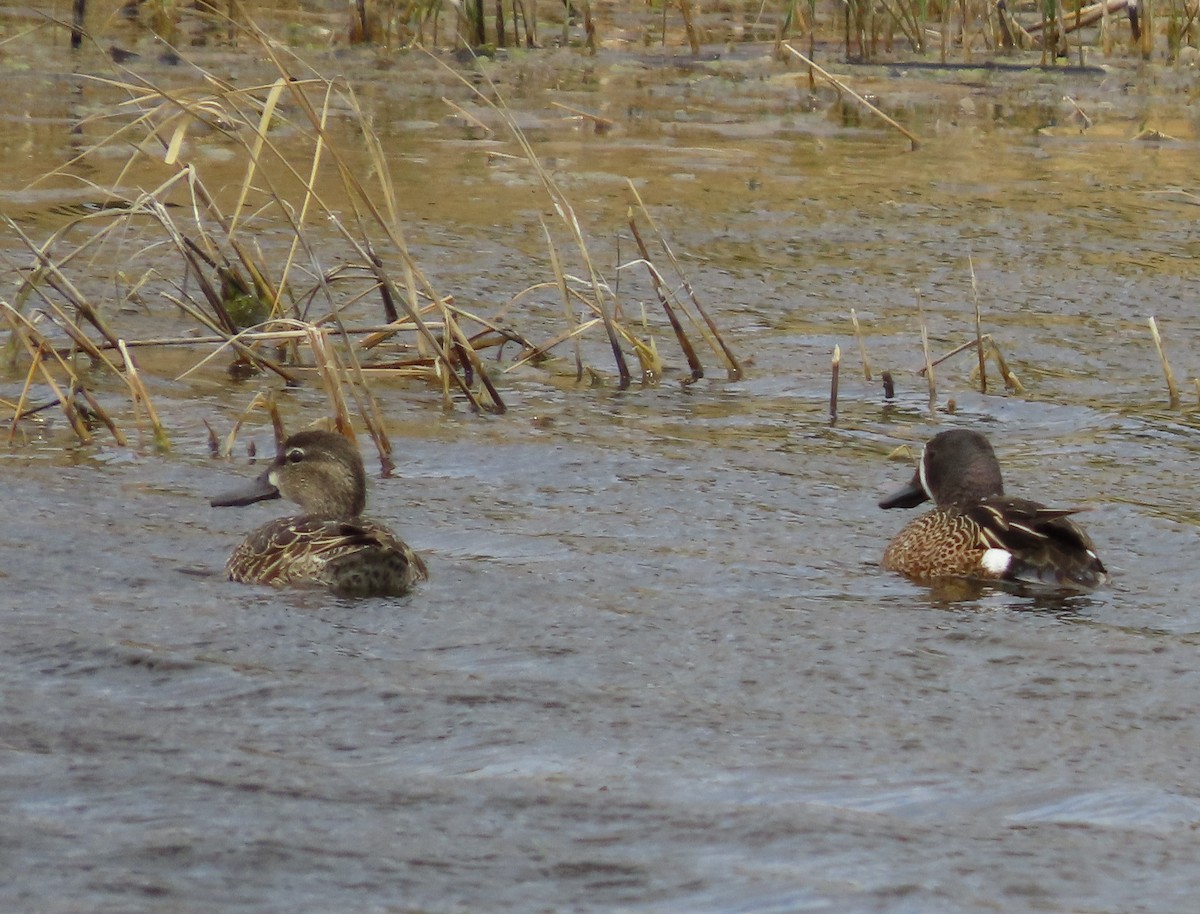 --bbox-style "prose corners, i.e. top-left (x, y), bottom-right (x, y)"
top-left (211, 430), bottom-right (427, 597)
top-left (879, 429), bottom-right (1106, 591)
